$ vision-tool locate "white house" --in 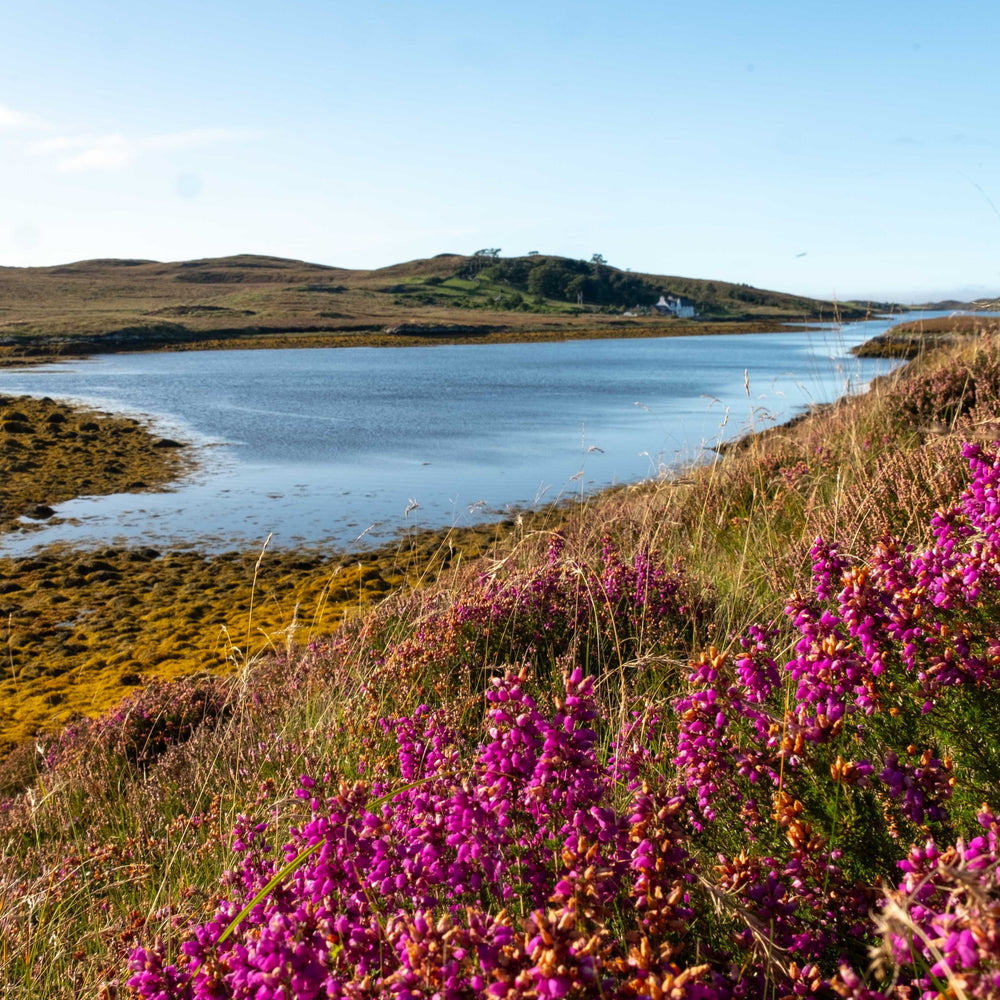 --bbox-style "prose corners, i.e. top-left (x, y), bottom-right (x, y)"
top-left (654, 295), bottom-right (696, 319)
